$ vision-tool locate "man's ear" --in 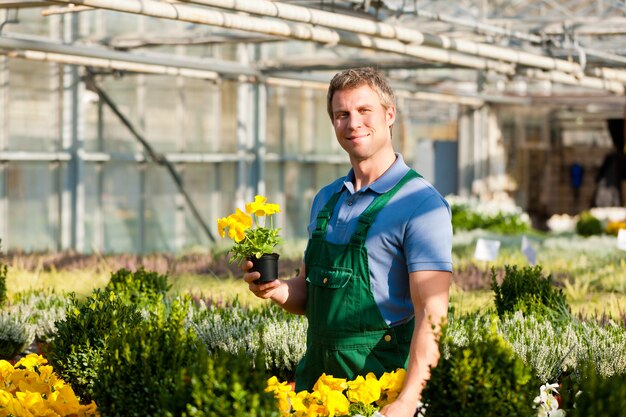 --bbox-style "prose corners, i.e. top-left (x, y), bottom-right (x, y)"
top-left (386, 105), bottom-right (396, 126)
